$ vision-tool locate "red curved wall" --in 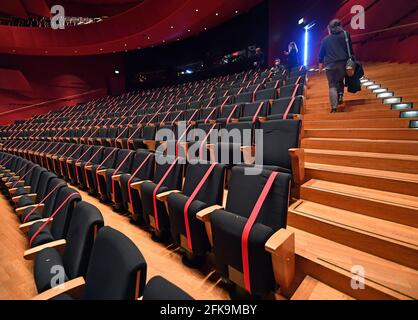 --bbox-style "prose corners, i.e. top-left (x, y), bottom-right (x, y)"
top-left (0, 53), bottom-right (125, 125)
